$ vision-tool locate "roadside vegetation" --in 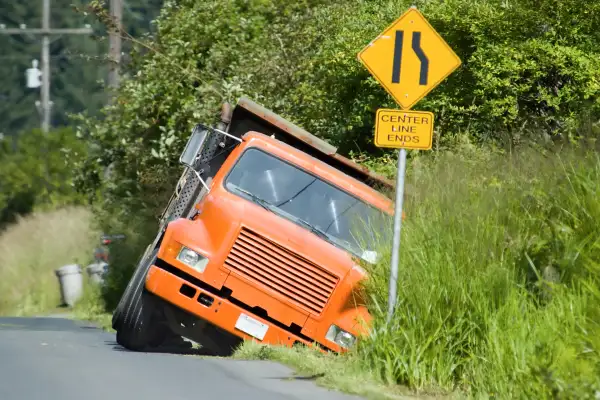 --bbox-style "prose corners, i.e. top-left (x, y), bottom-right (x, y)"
top-left (0, 207), bottom-right (97, 316)
top-left (370, 146), bottom-right (600, 398)
top-left (0, 127), bottom-right (88, 229)
top-left (72, 283), bottom-right (114, 330)
top-left (234, 341), bottom-right (421, 400)
top-left (0, 127), bottom-right (97, 316)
